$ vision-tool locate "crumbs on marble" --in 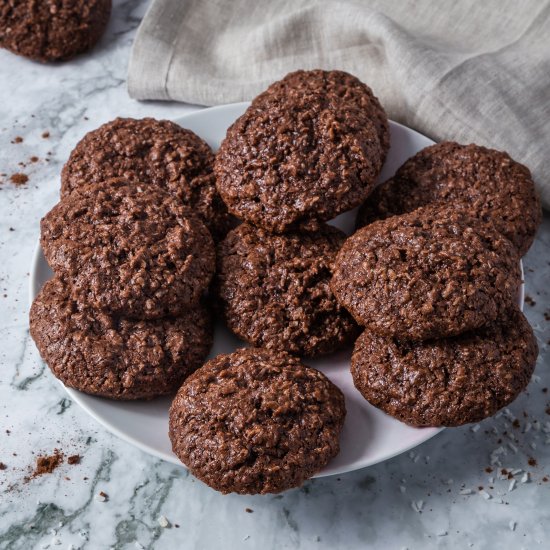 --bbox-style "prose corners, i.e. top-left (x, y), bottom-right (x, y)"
top-left (11, 136), bottom-right (23, 144)
top-left (524, 294), bottom-right (536, 306)
top-left (245, 507), bottom-right (254, 513)
top-left (9, 173), bottom-right (29, 186)
top-left (0, 462), bottom-right (7, 470)
top-left (42, 131), bottom-right (50, 139)
top-left (158, 515), bottom-right (170, 528)
top-left (95, 490), bottom-right (109, 502)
